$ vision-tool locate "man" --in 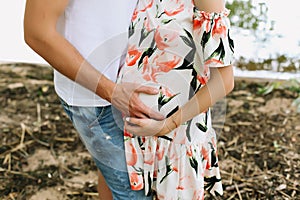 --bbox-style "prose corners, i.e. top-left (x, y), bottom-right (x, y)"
top-left (24, 0), bottom-right (163, 199)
